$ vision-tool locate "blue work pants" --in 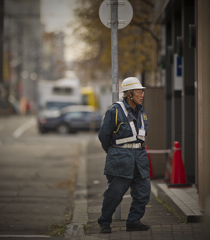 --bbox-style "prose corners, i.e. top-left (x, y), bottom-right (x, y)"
top-left (98, 173), bottom-right (151, 226)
